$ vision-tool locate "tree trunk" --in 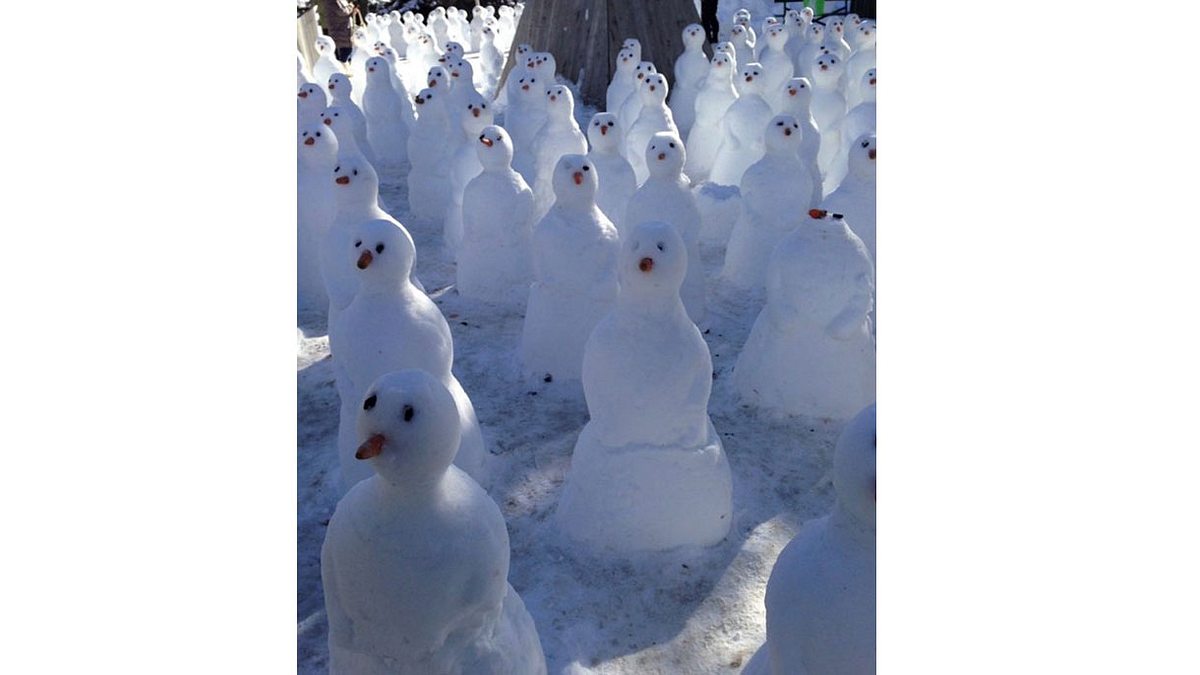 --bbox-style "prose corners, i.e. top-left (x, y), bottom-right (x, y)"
top-left (500, 0), bottom-right (701, 109)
